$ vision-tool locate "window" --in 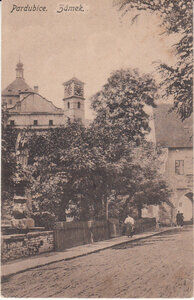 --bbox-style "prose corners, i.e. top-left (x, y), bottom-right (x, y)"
top-left (9, 99), bottom-right (12, 105)
top-left (10, 120), bottom-right (15, 126)
top-left (67, 102), bottom-right (70, 109)
top-left (78, 102), bottom-right (81, 109)
top-left (15, 184), bottom-right (25, 196)
top-left (175, 160), bottom-right (184, 175)
top-left (49, 120), bottom-right (53, 126)
top-left (34, 120), bottom-right (38, 126)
